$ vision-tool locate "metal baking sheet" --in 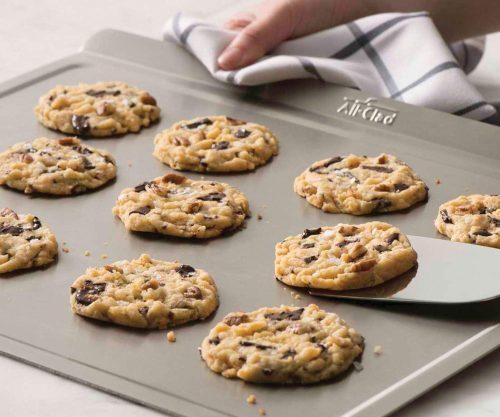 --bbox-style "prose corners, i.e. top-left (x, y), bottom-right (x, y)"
top-left (0, 29), bottom-right (498, 417)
